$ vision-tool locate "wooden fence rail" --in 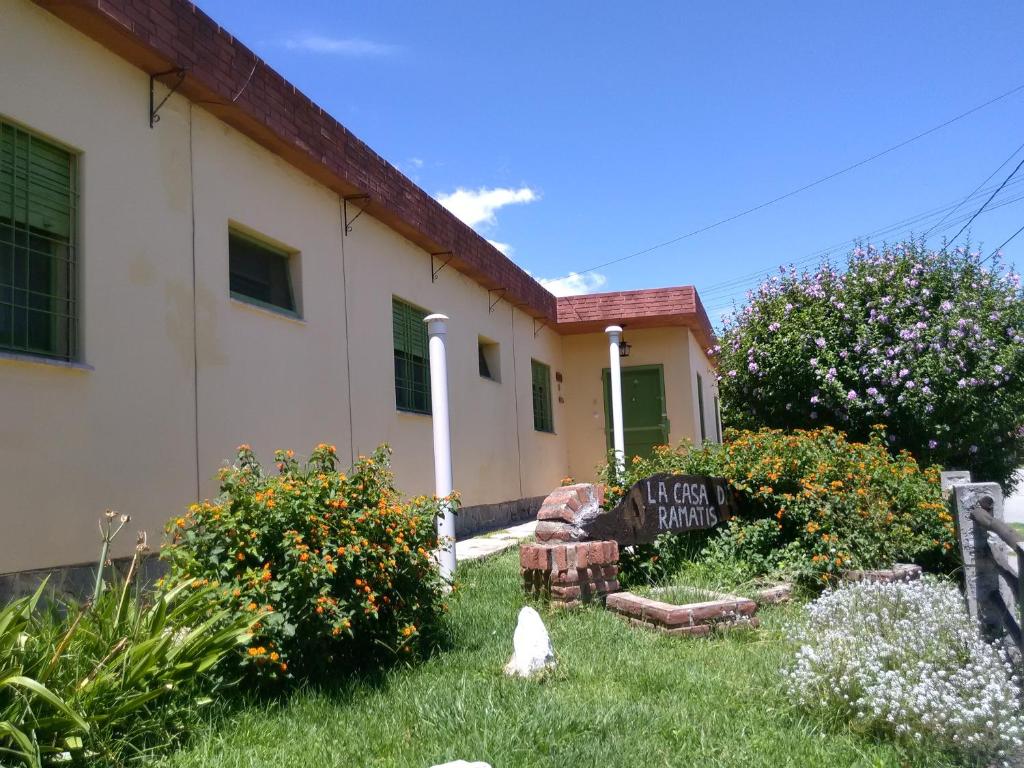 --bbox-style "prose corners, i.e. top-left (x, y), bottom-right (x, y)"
top-left (947, 472), bottom-right (1024, 657)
